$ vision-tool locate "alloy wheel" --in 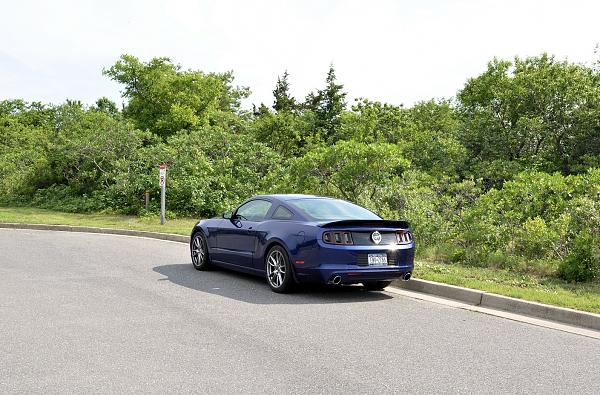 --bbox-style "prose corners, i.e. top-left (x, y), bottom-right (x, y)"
top-left (191, 234), bottom-right (206, 267)
top-left (266, 249), bottom-right (286, 288)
